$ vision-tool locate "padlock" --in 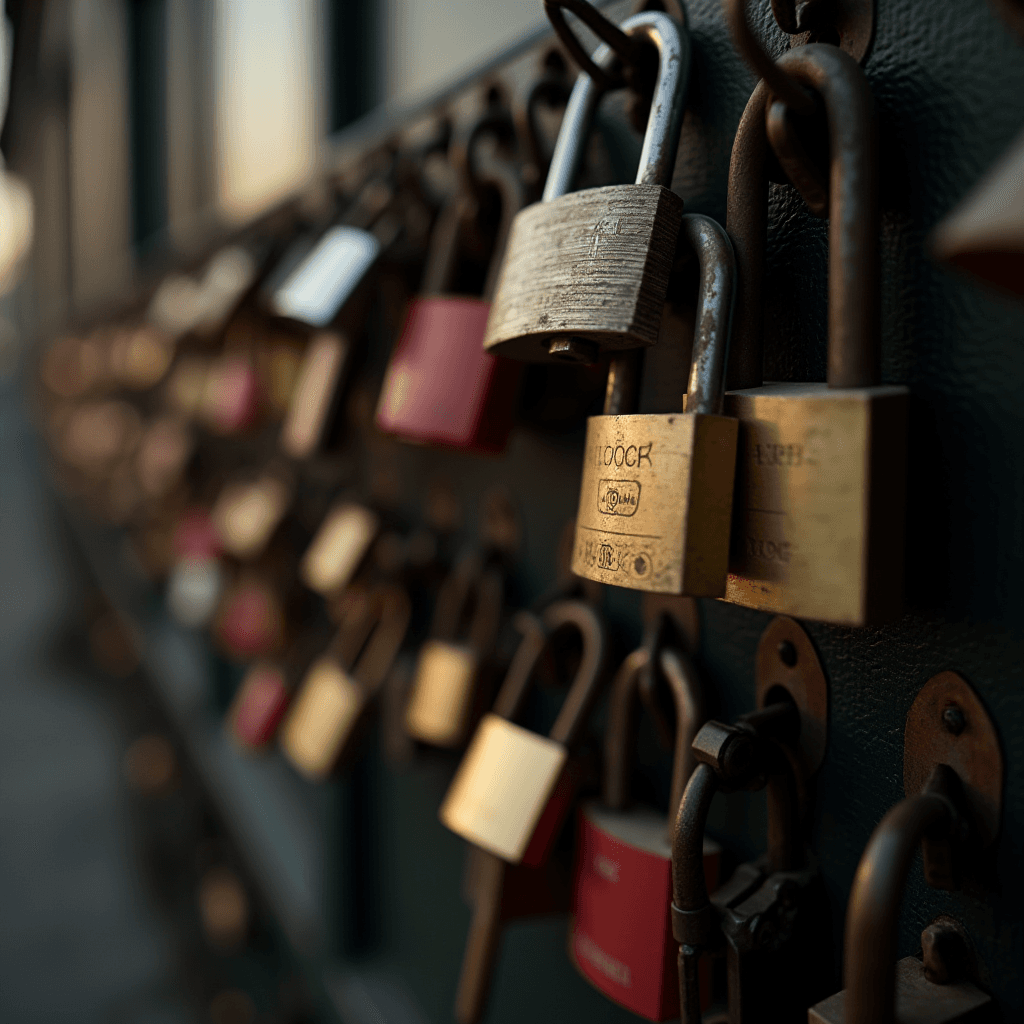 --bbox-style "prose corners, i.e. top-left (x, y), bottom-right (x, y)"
top-left (274, 177), bottom-right (395, 459)
top-left (299, 501), bottom-right (380, 599)
top-left (404, 551), bottom-right (504, 747)
top-left (672, 617), bottom-right (831, 1024)
top-left (451, 604), bottom-right (603, 1024)
top-left (722, 45), bottom-right (908, 626)
top-left (374, 108), bottom-right (524, 452)
top-left (570, 614), bottom-right (720, 1020)
top-left (228, 662), bottom-right (290, 751)
top-left (280, 583), bottom-right (411, 780)
top-left (571, 214), bottom-right (739, 595)
top-left (214, 571), bottom-right (286, 661)
top-left (440, 599), bottom-right (607, 866)
top-left (166, 508), bottom-right (225, 628)
top-left (810, 670), bottom-right (1000, 1024)
top-left (211, 470), bottom-right (292, 562)
top-left (482, 10), bottom-right (689, 363)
